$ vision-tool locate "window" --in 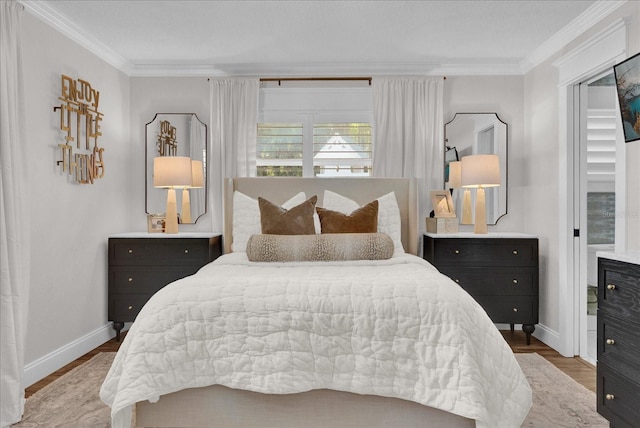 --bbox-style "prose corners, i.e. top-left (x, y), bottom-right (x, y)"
top-left (258, 85), bottom-right (373, 177)
top-left (257, 123), bottom-right (303, 177)
top-left (313, 123), bottom-right (371, 176)
top-left (257, 122), bottom-right (372, 177)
